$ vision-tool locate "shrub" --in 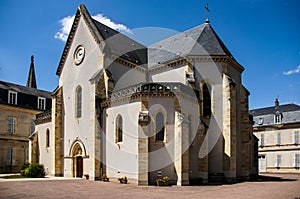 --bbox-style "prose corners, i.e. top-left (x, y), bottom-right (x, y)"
top-left (20, 163), bottom-right (45, 178)
top-left (20, 163), bottom-right (30, 176)
top-left (20, 162), bottom-right (30, 171)
top-left (162, 176), bottom-right (169, 182)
